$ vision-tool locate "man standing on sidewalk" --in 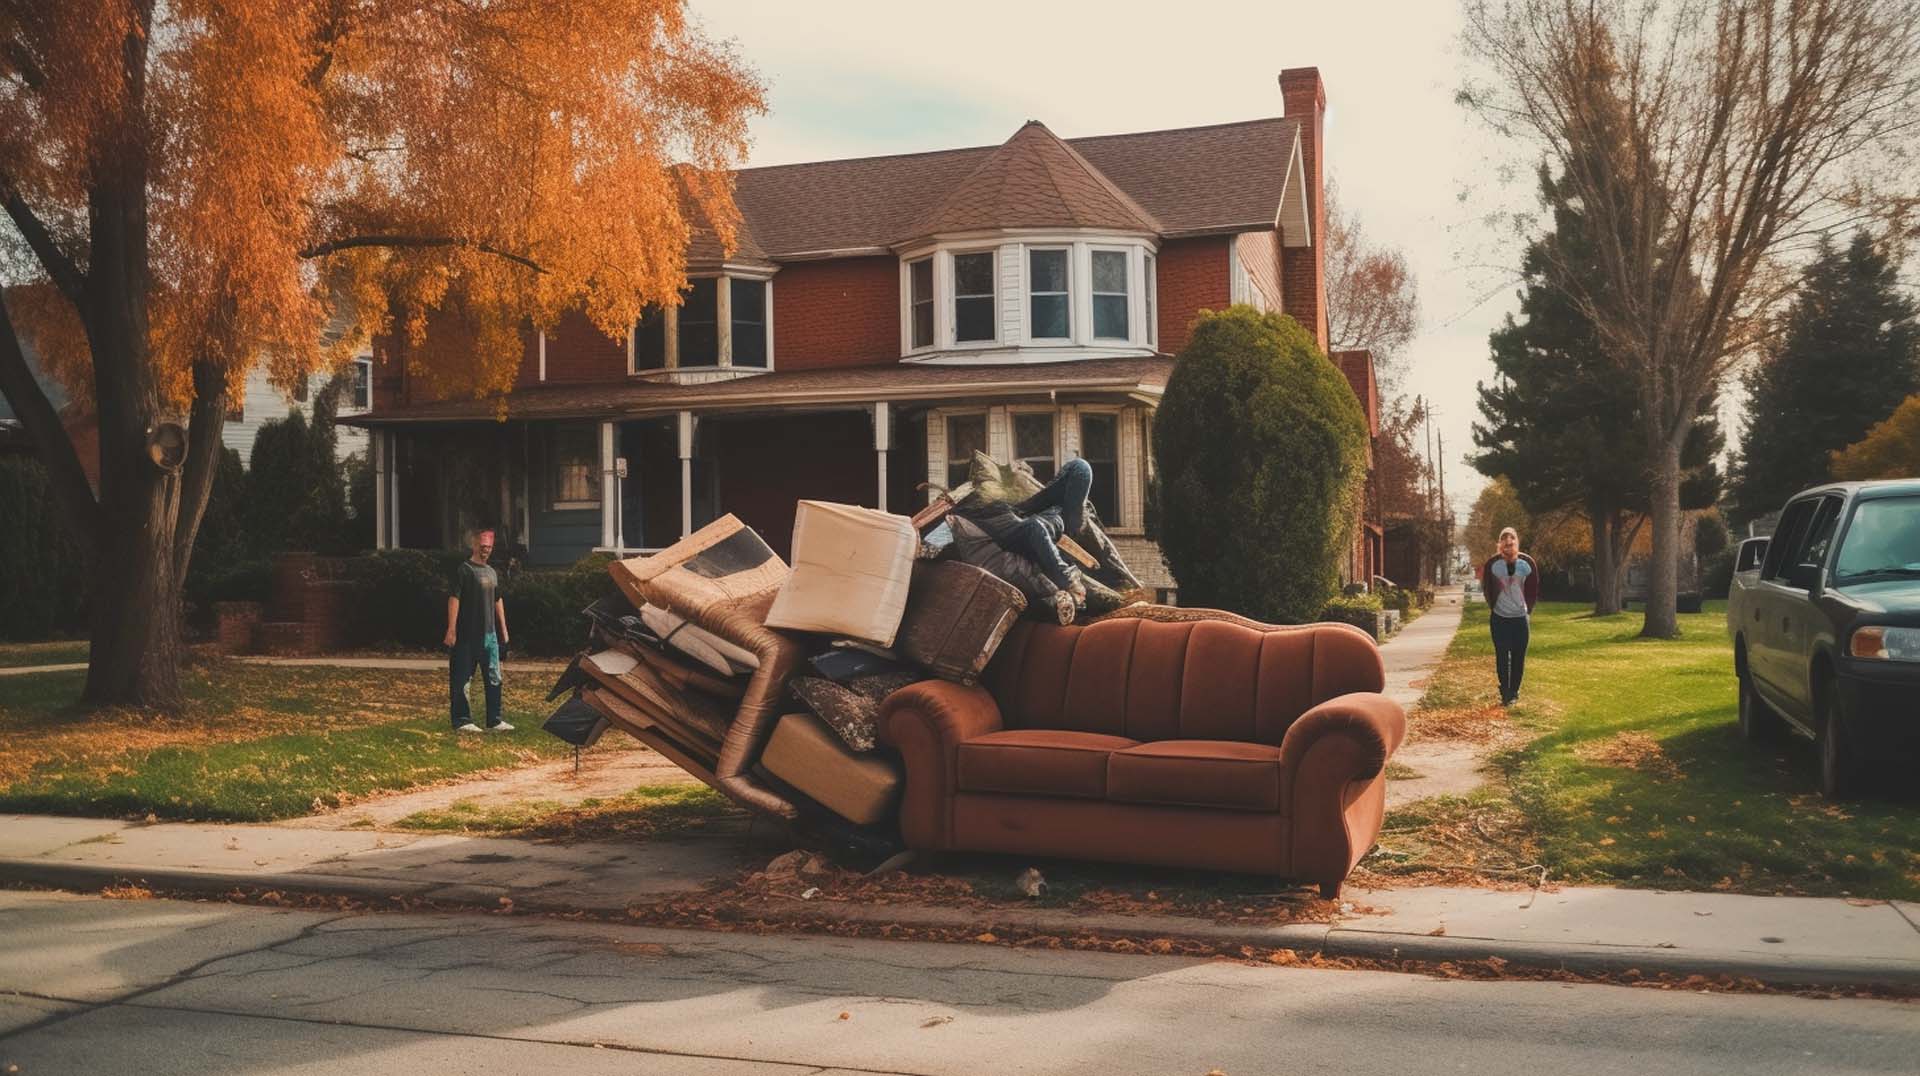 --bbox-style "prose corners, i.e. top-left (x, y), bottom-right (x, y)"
top-left (1481, 527), bottom-right (1537, 706)
top-left (444, 529), bottom-right (513, 733)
